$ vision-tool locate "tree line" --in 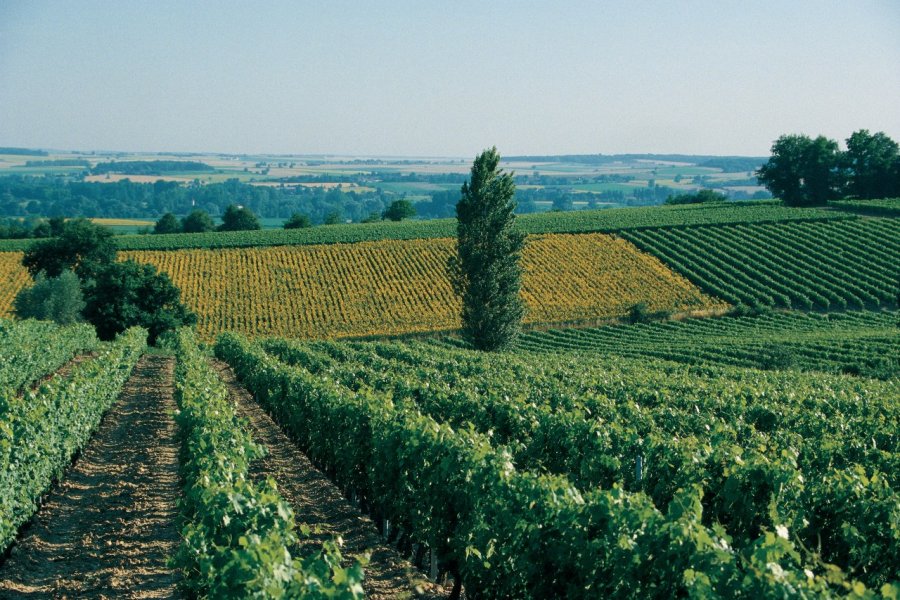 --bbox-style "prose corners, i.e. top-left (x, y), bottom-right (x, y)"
top-left (0, 176), bottom-right (395, 224)
top-left (0, 169), bottom-right (734, 228)
top-left (91, 160), bottom-right (215, 174)
top-left (757, 129), bottom-right (900, 206)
